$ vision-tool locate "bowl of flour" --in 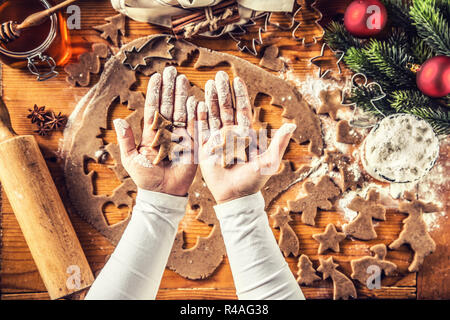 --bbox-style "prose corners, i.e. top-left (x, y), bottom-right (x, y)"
top-left (361, 114), bottom-right (440, 183)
